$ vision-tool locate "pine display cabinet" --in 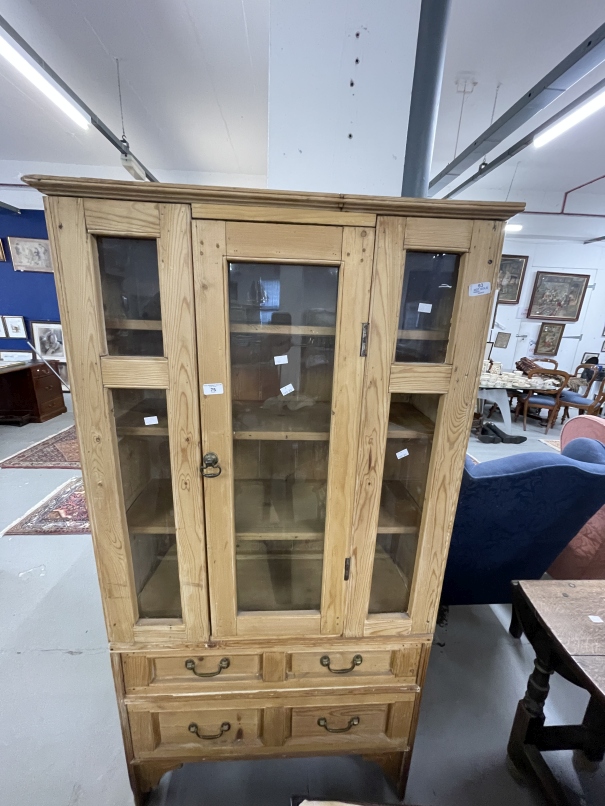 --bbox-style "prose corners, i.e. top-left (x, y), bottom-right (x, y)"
top-left (26, 174), bottom-right (523, 802)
